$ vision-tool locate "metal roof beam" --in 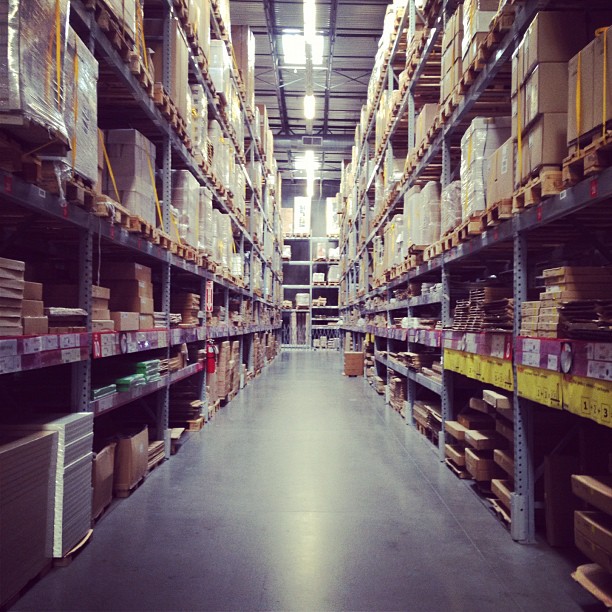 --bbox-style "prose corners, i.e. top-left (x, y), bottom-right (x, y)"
top-left (262, 0), bottom-right (290, 134)
top-left (322, 0), bottom-right (339, 135)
